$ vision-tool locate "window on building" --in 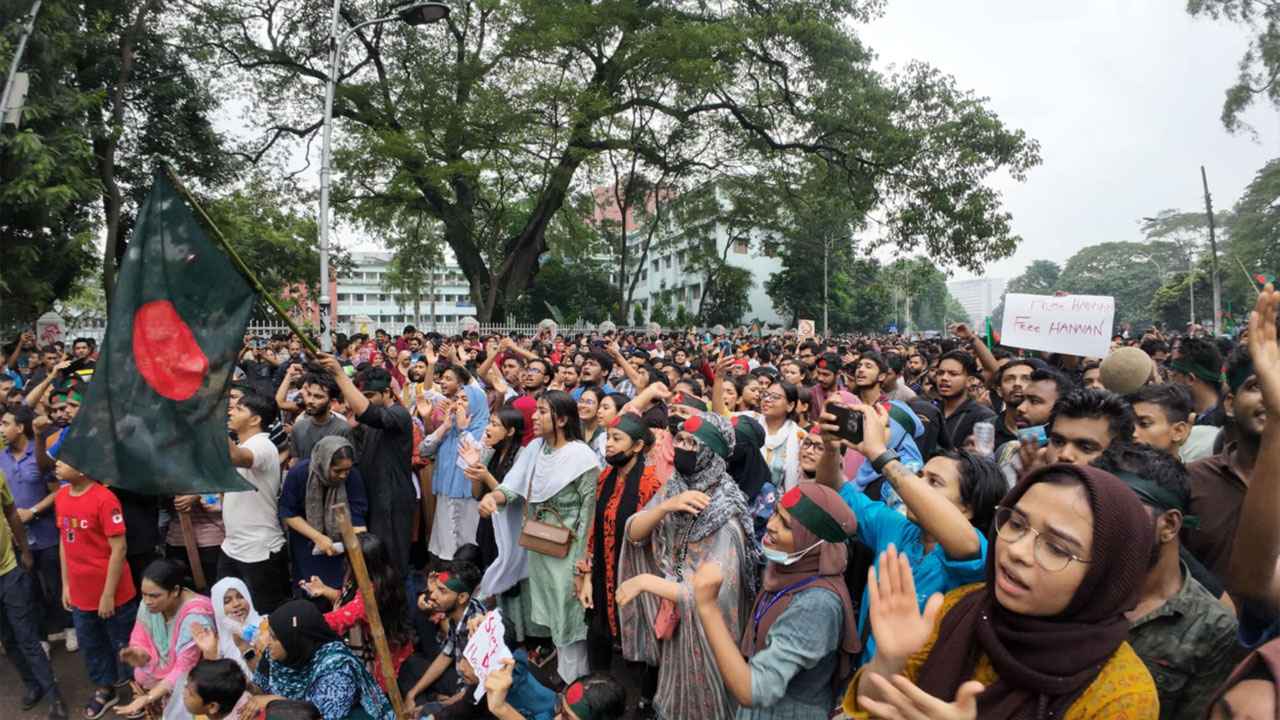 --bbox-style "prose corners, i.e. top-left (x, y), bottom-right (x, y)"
top-left (651, 259), bottom-right (659, 272)
top-left (337, 293), bottom-right (349, 302)
top-left (688, 284), bottom-right (700, 301)
top-left (733, 238), bottom-right (749, 254)
top-left (379, 294), bottom-right (389, 302)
